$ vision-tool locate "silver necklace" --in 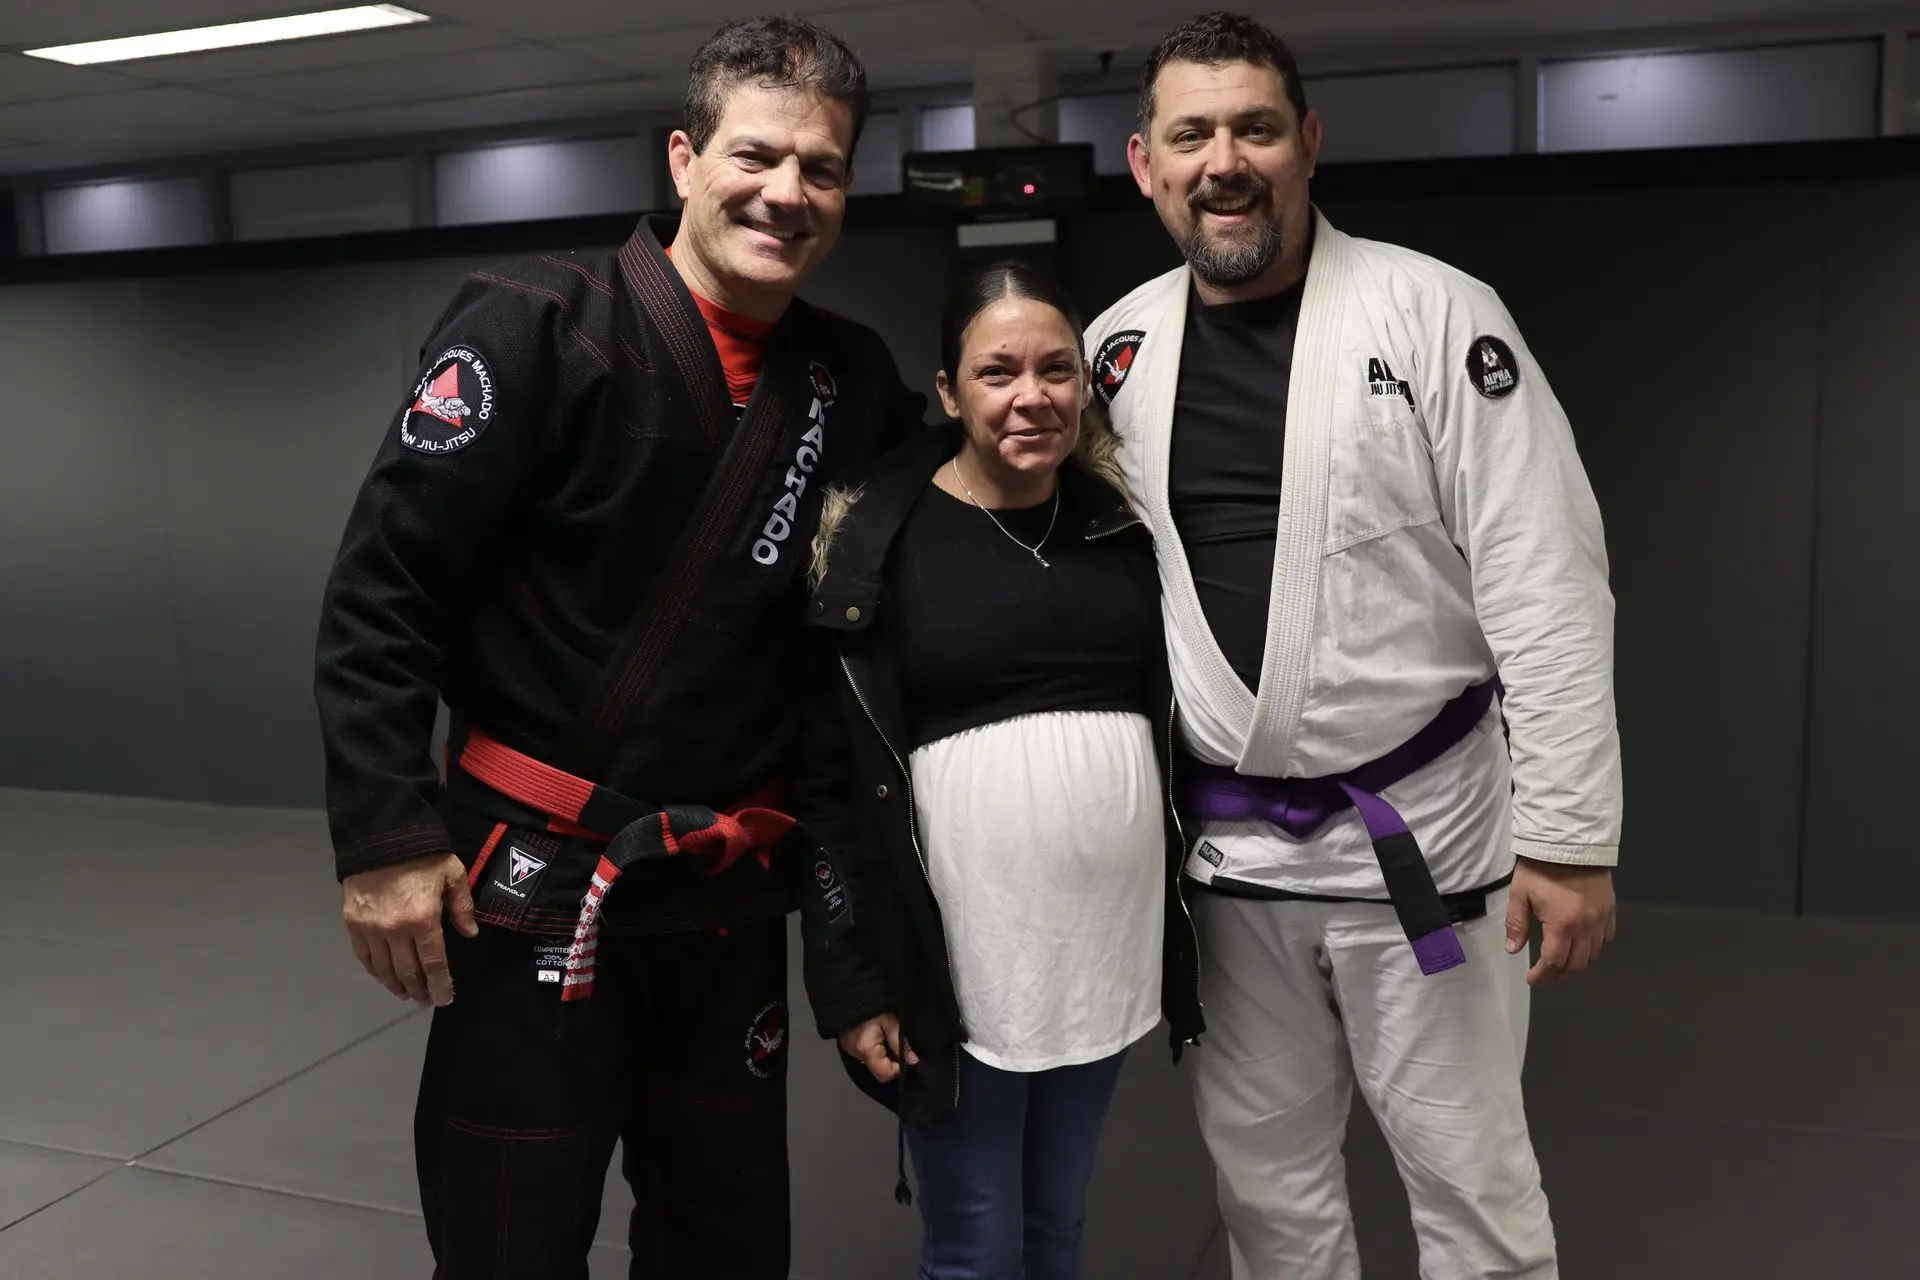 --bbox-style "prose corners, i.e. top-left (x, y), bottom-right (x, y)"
top-left (951, 455), bottom-right (1059, 569)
